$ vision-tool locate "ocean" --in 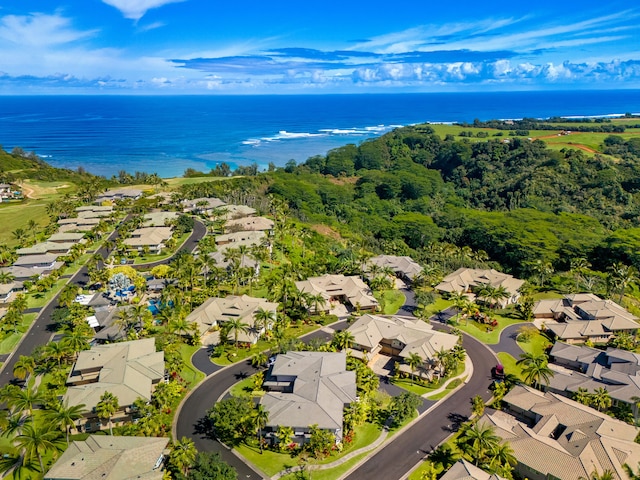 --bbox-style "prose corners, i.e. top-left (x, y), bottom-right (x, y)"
top-left (0, 90), bottom-right (639, 178)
